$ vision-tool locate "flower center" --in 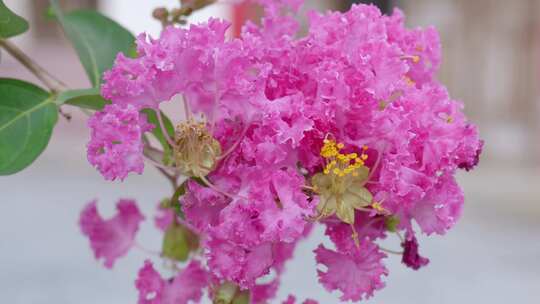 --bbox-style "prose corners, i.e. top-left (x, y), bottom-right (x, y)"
top-left (311, 139), bottom-right (373, 225)
top-left (173, 119), bottom-right (221, 178)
